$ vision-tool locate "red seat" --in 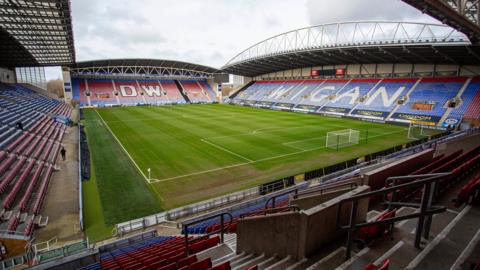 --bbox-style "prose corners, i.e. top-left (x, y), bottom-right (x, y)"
top-left (168, 252), bottom-right (186, 264)
top-left (189, 240), bottom-right (206, 254)
top-left (228, 223), bottom-right (237, 233)
top-left (3, 159), bottom-right (35, 209)
top-left (149, 260), bottom-right (167, 269)
top-left (205, 236), bottom-right (220, 249)
top-left (177, 255), bottom-right (197, 268)
top-left (188, 258), bottom-right (212, 270)
top-left (358, 210), bottom-right (396, 244)
top-left (362, 264), bottom-right (376, 270)
top-left (378, 259), bottom-right (390, 270)
top-left (157, 262), bottom-right (176, 270)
